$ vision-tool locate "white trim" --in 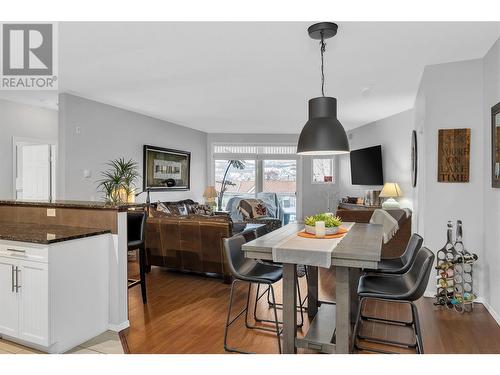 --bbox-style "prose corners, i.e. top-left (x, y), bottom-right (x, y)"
top-left (480, 298), bottom-right (500, 326)
top-left (108, 320), bottom-right (130, 332)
